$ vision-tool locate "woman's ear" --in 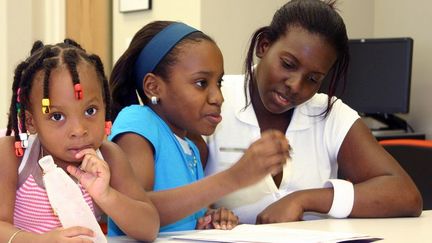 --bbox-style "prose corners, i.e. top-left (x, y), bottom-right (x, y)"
top-left (25, 110), bottom-right (37, 134)
top-left (256, 36), bottom-right (271, 58)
